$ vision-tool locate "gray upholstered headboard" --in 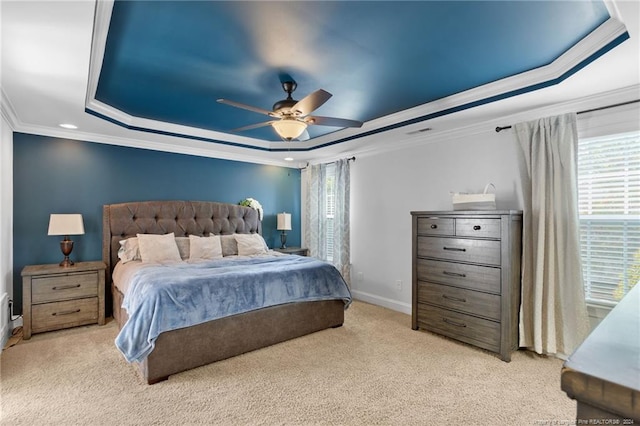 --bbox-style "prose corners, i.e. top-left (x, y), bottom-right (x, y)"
top-left (102, 200), bottom-right (262, 282)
